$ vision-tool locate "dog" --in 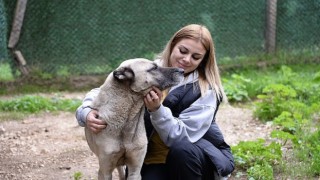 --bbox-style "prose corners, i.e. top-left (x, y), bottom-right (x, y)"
top-left (85, 58), bottom-right (184, 180)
